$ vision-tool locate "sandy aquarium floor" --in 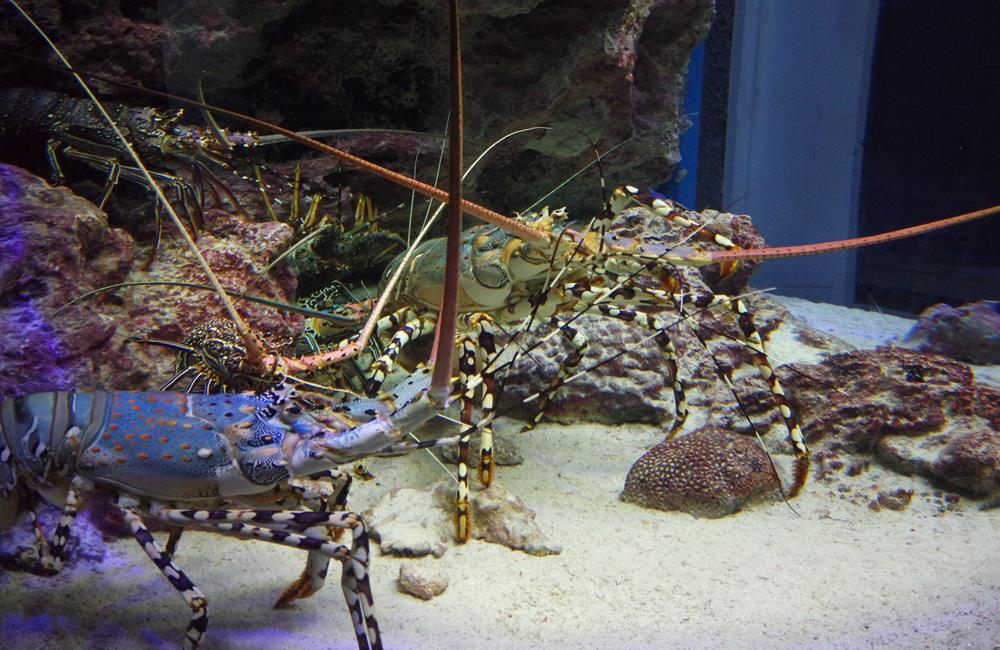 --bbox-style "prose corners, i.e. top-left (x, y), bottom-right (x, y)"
top-left (0, 300), bottom-right (997, 650)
